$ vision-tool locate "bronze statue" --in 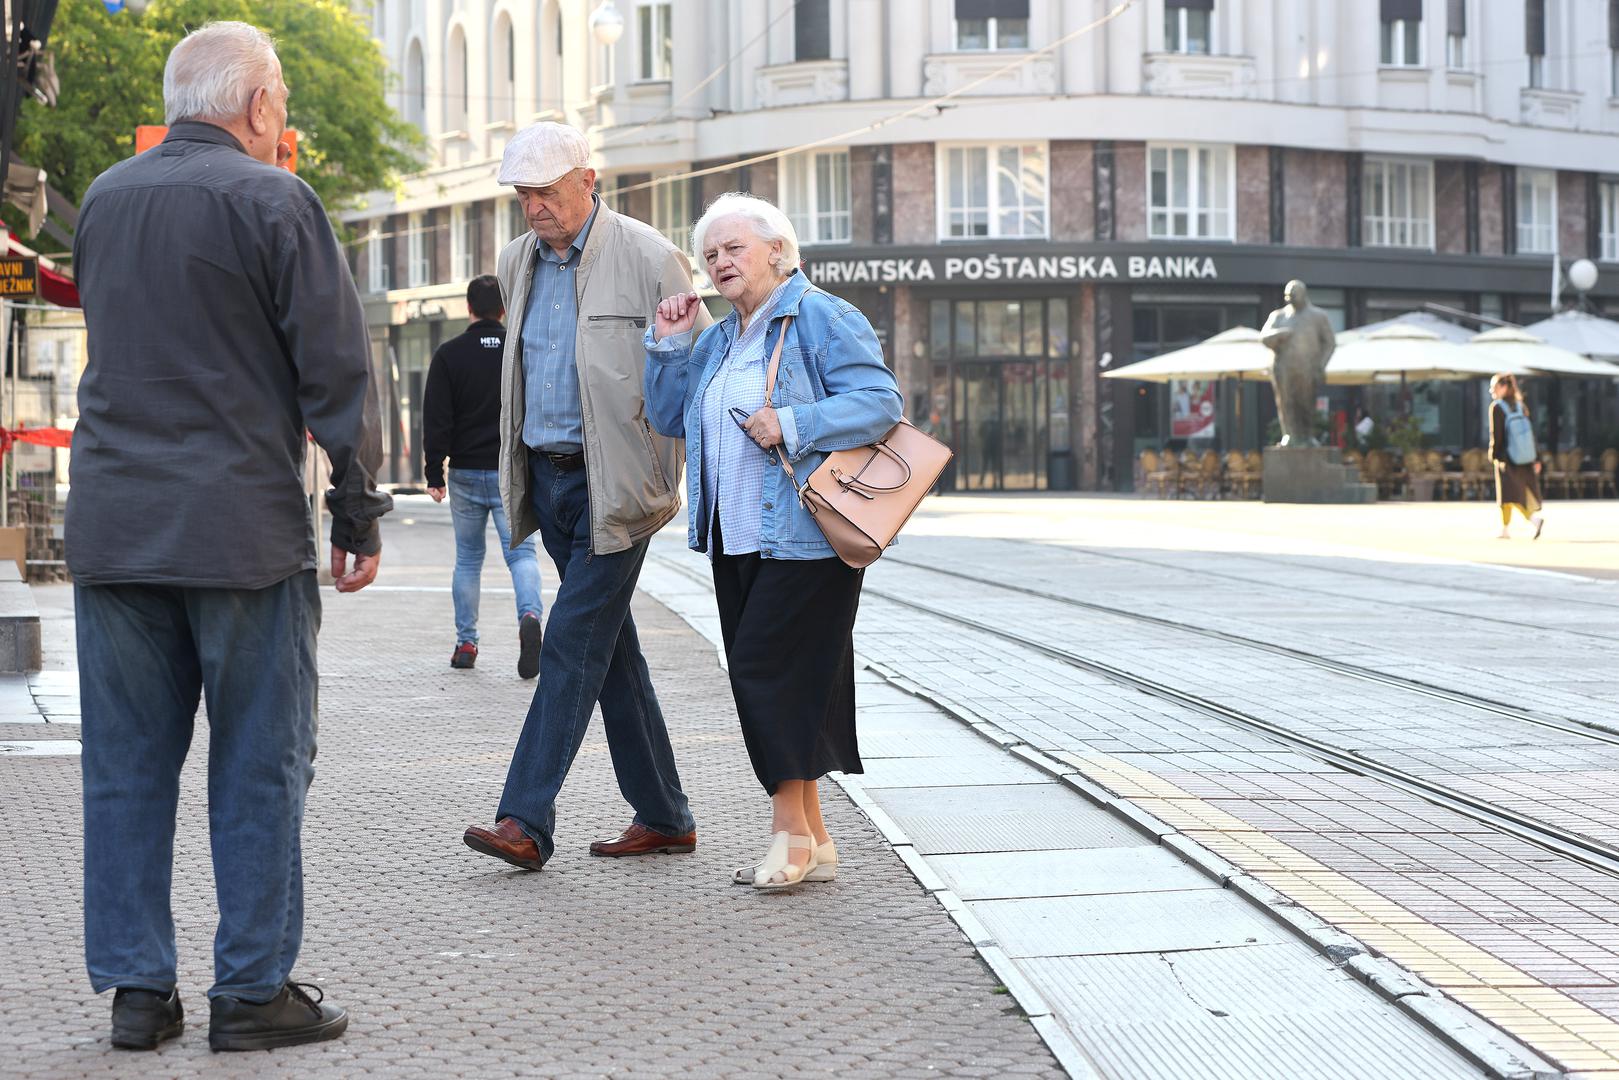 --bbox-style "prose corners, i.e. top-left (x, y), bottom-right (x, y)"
top-left (1260, 280), bottom-right (1336, 447)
